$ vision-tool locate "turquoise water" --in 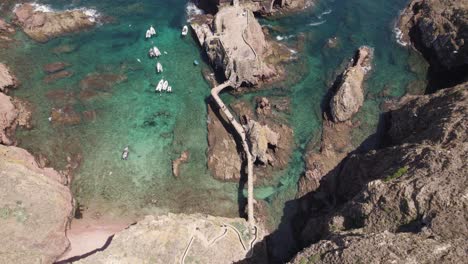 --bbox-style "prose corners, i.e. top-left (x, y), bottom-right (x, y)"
top-left (2, 0), bottom-right (427, 231)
